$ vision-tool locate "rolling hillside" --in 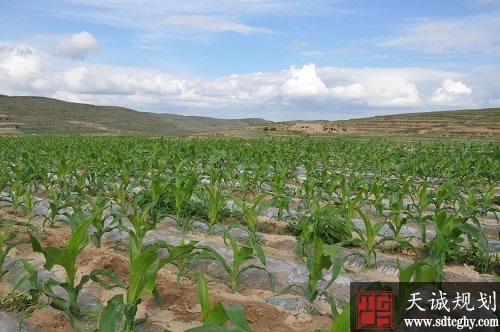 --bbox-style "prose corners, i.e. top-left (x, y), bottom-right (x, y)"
top-left (0, 95), bottom-right (269, 136)
top-left (1, 94), bottom-right (498, 139)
